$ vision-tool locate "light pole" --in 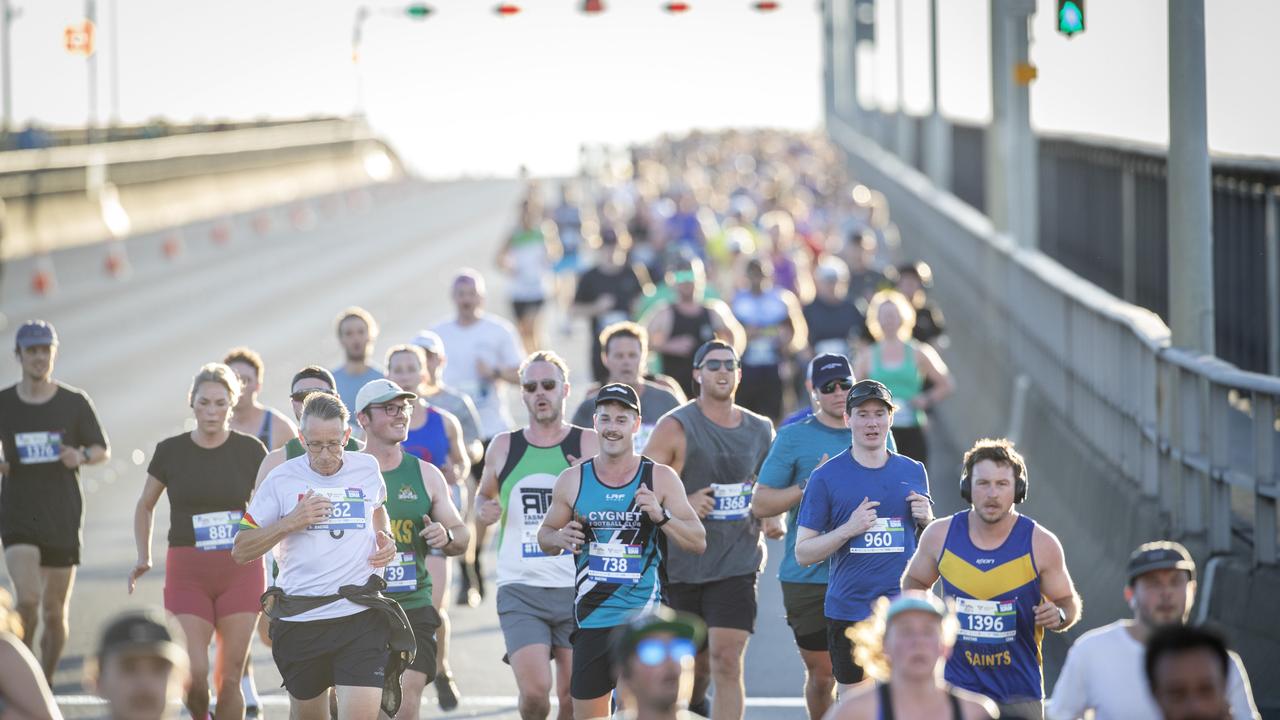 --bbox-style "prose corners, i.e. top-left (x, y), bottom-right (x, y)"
top-left (1, 0), bottom-right (22, 140)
